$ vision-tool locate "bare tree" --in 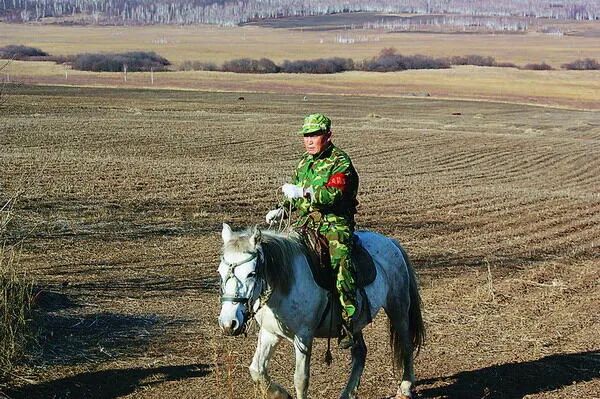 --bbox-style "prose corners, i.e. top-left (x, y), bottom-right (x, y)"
top-left (2, 0), bottom-right (598, 25)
